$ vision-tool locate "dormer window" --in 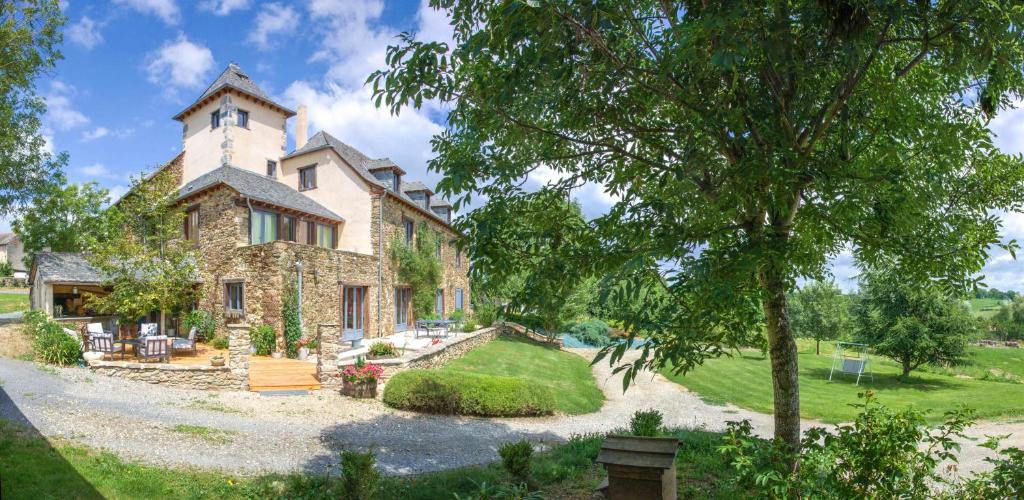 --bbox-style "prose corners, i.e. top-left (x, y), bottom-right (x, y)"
top-left (210, 111), bottom-right (221, 129)
top-left (299, 165), bottom-right (317, 190)
top-left (237, 109), bottom-right (249, 128)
